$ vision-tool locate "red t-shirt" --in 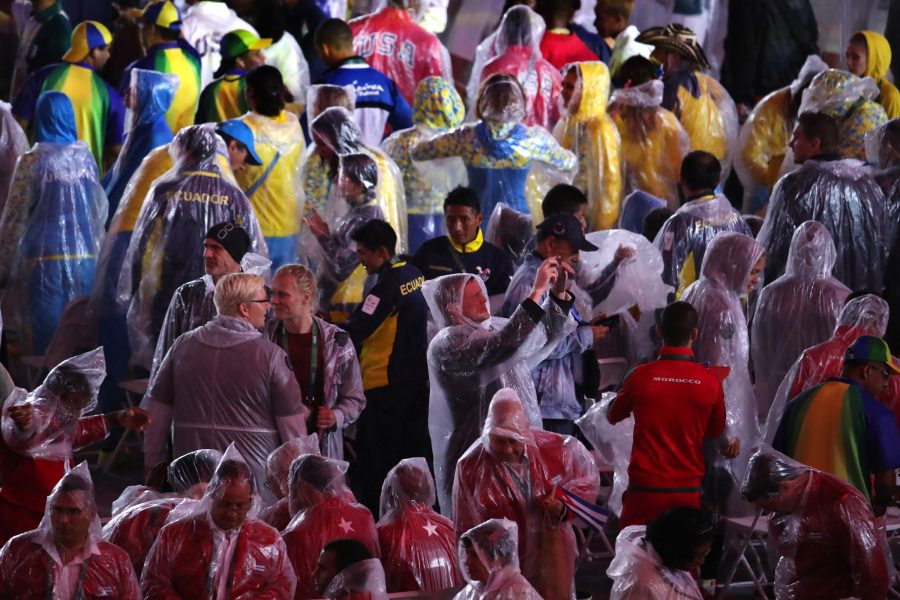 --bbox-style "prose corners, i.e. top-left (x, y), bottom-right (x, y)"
top-left (539, 30), bottom-right (599, 71)
top-left (608, 346), bottom-right (726, 490)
